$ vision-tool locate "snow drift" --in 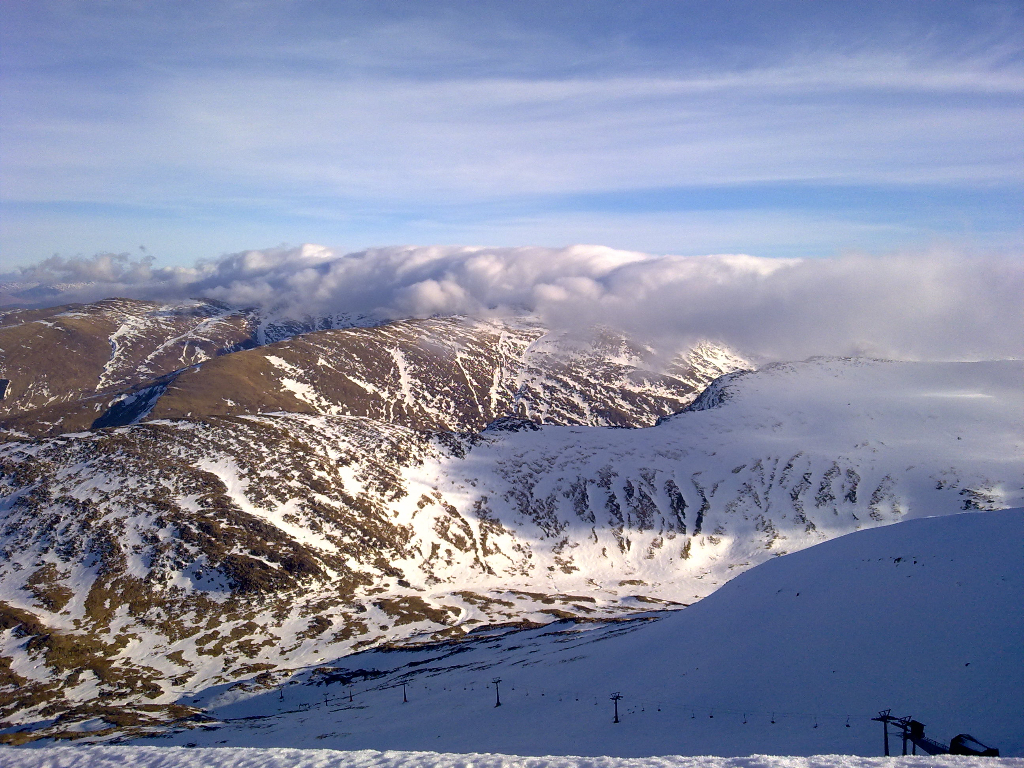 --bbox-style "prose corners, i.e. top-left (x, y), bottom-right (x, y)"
top-left (0, 746), bottom-right (1018, 767)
